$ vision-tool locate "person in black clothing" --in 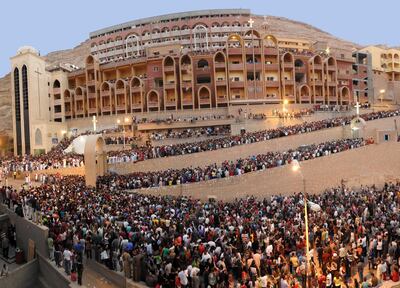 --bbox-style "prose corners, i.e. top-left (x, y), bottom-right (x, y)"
top-left (76, 253), bottom-right (84, 286)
